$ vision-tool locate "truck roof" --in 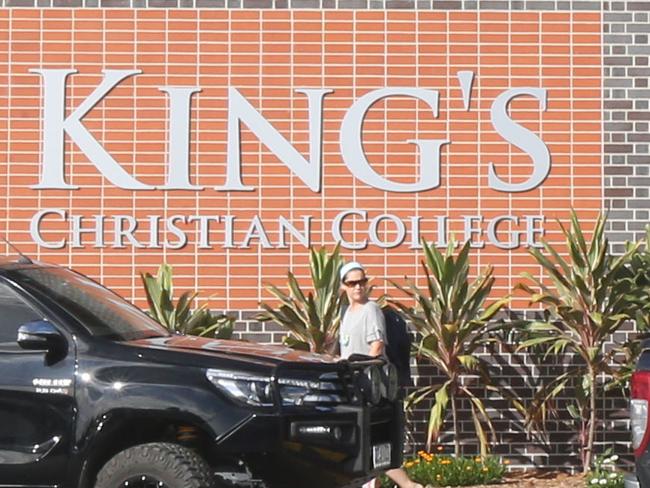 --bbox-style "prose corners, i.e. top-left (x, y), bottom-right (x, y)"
top-left (0, 256), bottom-right (58, 272)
